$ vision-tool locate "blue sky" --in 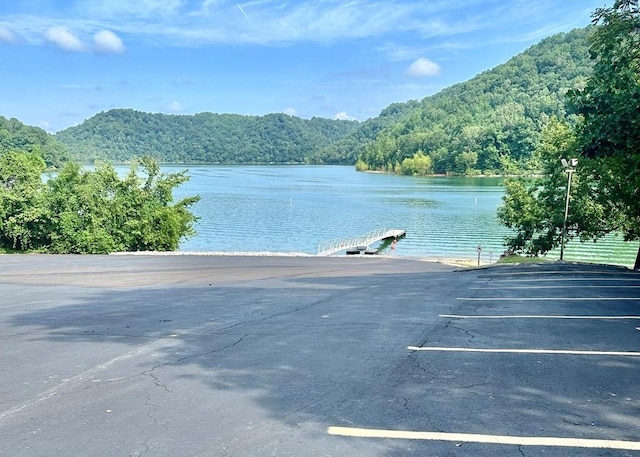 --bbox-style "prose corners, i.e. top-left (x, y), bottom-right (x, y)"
top-left (0, 0), bottom-right (606, 133)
